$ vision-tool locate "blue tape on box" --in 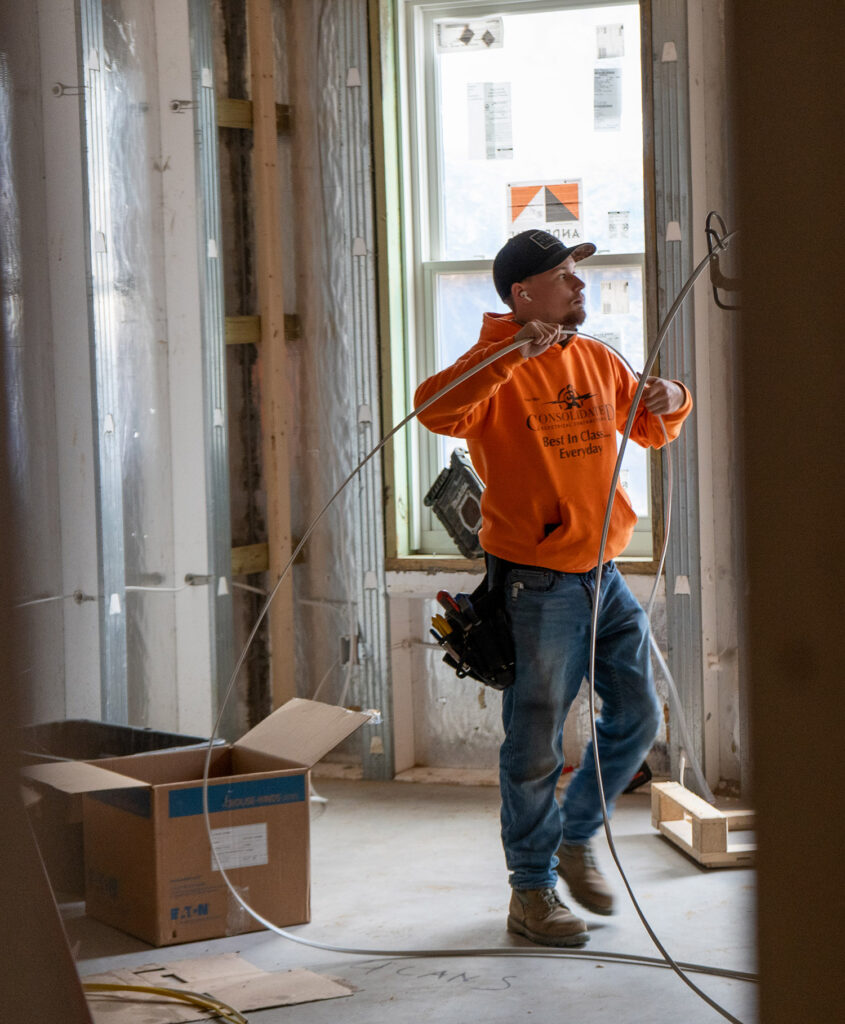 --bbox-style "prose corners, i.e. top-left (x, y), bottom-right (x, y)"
top-left (168, 775), bottom-right (306, 818)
